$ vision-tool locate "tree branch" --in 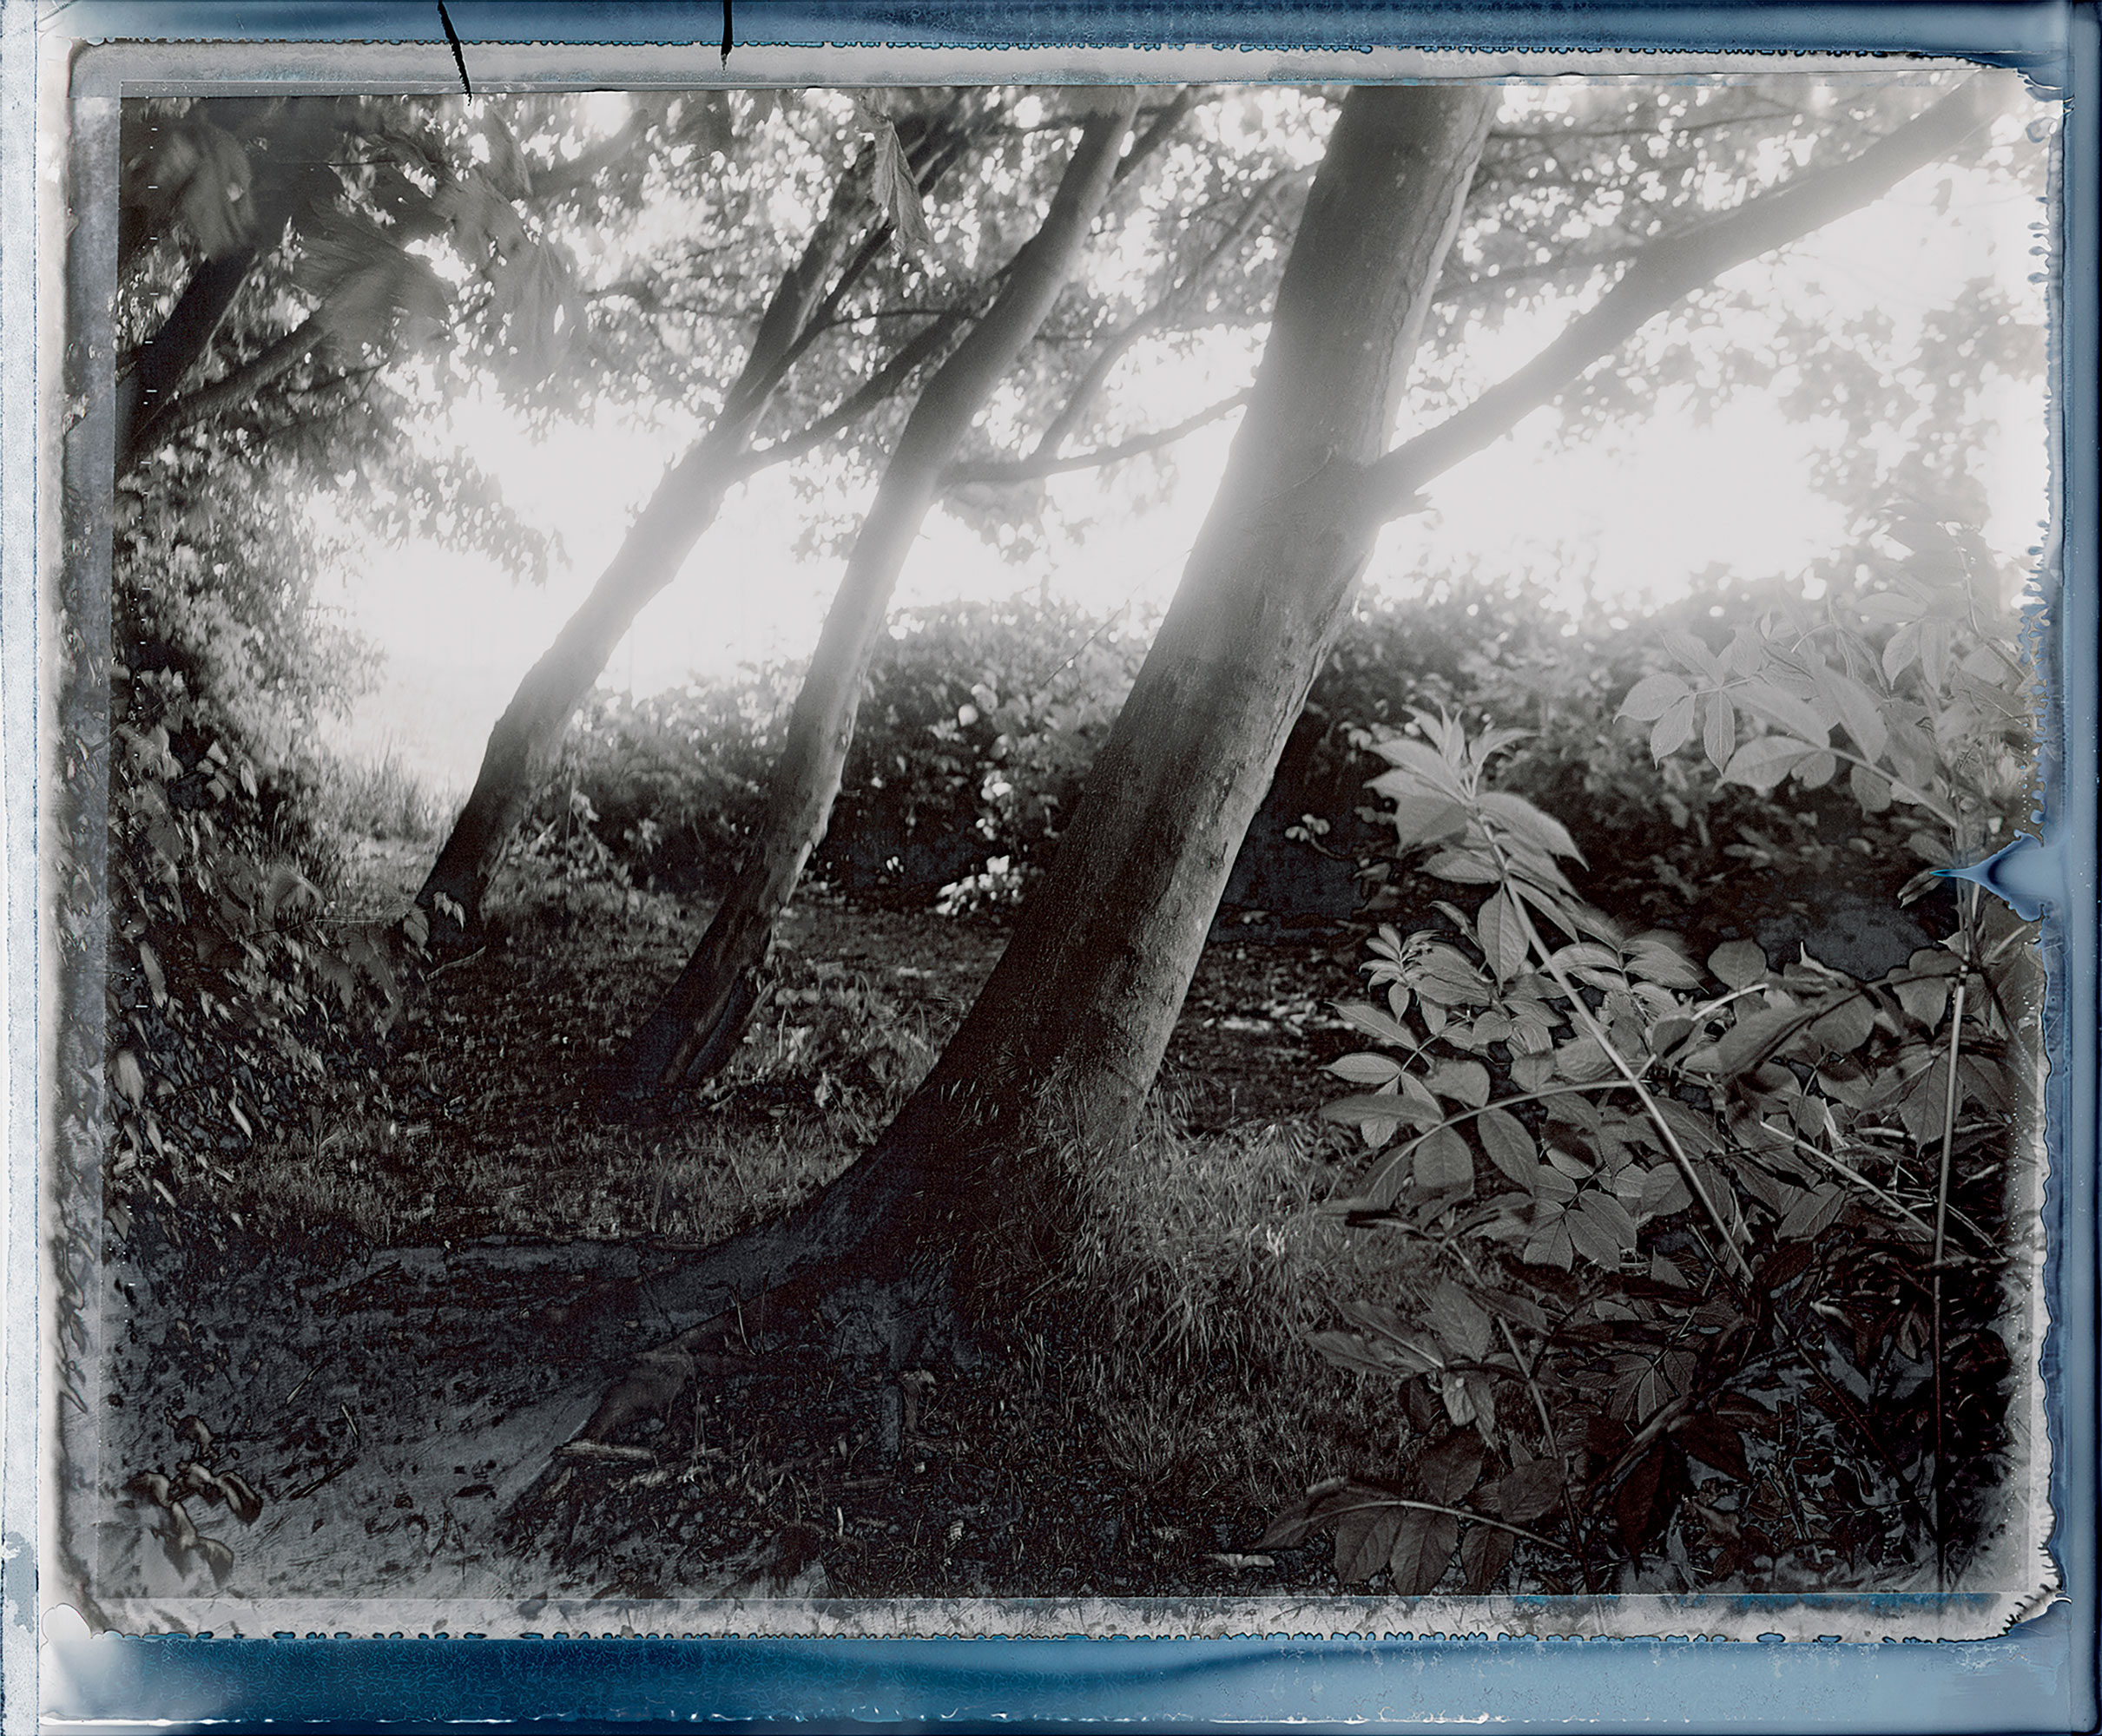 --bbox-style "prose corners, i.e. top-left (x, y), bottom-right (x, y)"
top-left (1353, 77), bottom-right (2009, 526)
top-left (122, 312), bottom-right (326, 474)
top-left (1024, 167), bottom-right (1307, 465)
top-left (941, 387), bottom-right (1249, 488)
top-left (735, 311), bottom-right (968, 478)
